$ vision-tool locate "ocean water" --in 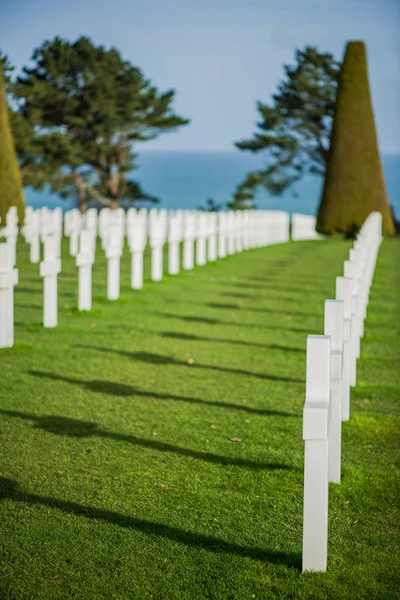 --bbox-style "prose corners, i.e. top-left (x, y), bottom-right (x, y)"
top-left (24, 151), bottom-right (400, 219)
